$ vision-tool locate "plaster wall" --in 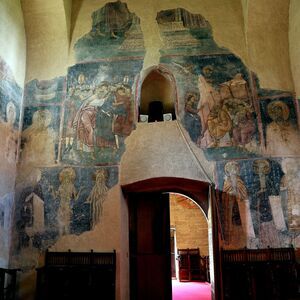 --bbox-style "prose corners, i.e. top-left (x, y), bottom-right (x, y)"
top-left (0, 0), bottom-right (26, 85)
top-left (247, 0), bottom-right (293, 91)
top-left (120, 122), bottom-right (212, 185)
top-left (289, 0), bottom-right (300, 98)
top-left (21, 0), bottom-right (69, 81)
